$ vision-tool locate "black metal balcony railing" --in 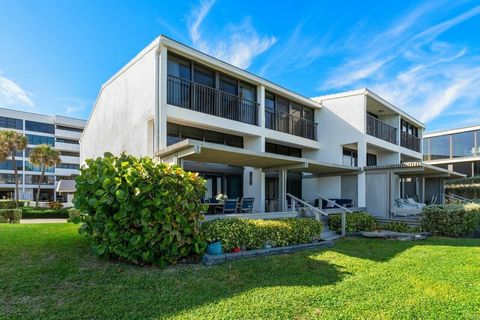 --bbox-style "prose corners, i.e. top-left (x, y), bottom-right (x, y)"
top-left (366, 114), bottom-right (397, 144)
top-left (265, 108), bottom-right (318, 141)
top-left (167, 75), bottom-right (259, 126)
top-left (401, 131), bottom-right (421, 152)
